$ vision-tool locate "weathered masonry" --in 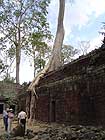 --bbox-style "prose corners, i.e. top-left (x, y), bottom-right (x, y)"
top-left (0, 82), bottom-right (21, 113)
top-left (0, 95), bottom-right (7, 114)
top-left (19, 42), bottom-right (105, 126)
